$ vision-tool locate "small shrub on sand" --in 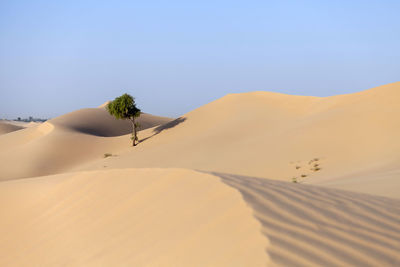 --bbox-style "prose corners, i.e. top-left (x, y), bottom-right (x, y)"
top-left (292, 177), bottom-right (298, 183)
top-left (104, 153), bottom-right (112, 158)
top-left (301, 174), bottom-right (307, 178)
top-left (309, 158), bottom-right (320, 164)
